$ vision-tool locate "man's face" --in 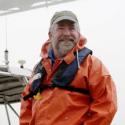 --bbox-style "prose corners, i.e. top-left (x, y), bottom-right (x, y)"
top-left (49, 20), bottom-right (80, 58)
